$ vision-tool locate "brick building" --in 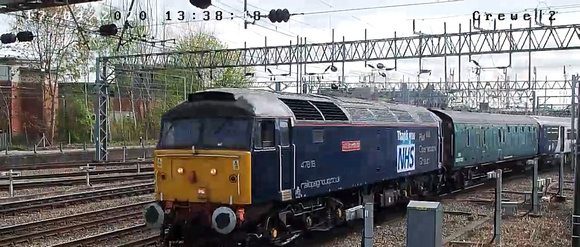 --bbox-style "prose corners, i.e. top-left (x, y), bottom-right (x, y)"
top-left (0, 58), bottom-right (58, 142)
